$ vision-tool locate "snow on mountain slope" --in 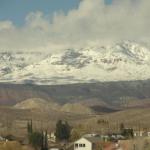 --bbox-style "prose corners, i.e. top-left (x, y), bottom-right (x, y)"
top-left (0, 41), bottom-right (150, 85)
top-left (0, 52), bottom-right (46, 76)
